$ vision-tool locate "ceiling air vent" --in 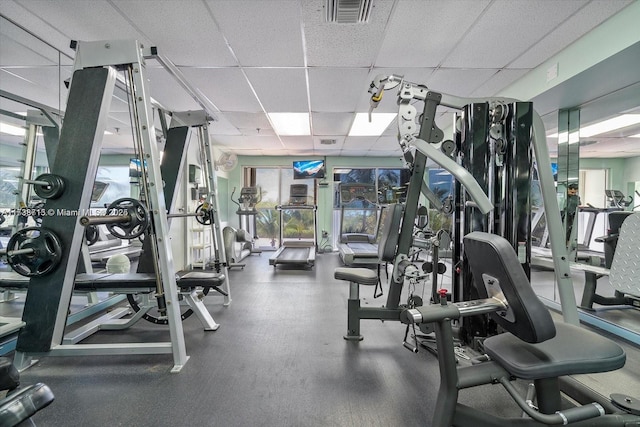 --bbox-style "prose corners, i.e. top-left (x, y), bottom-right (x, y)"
top-left (326, 0), bottom-right (372, 24)
top-left (320, 139), bottom-right (337, 145)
